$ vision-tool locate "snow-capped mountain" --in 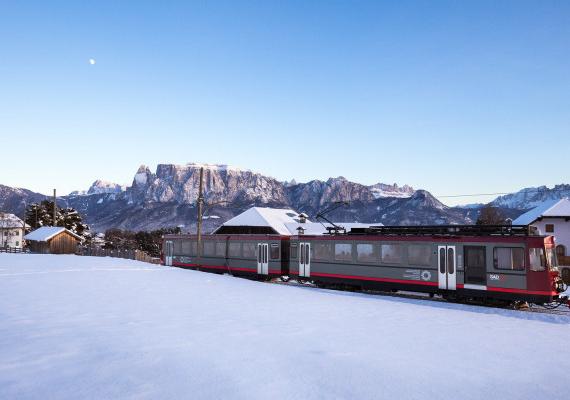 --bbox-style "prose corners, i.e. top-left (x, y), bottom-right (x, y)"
top-left (491, 184), bottom-right (570, 210)
top-left (3, 161), bottom-right (568, 232)
top-left (369, 183), bottom-right (414, 199)
top-left (69, 180), bottom-right (127, 196)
